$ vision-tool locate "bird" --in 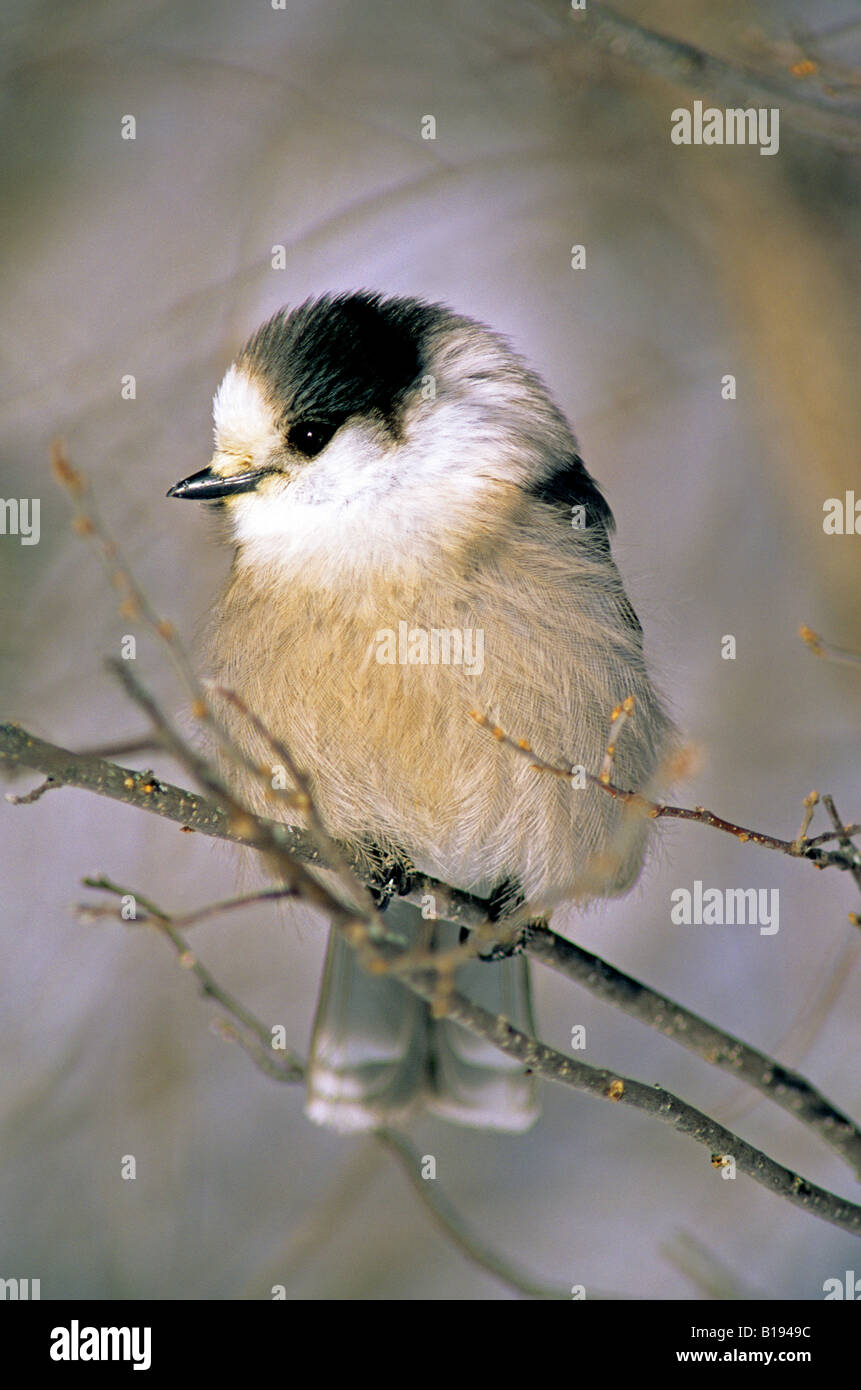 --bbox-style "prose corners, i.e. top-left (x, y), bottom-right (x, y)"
top-left (168, 290), bottom-right (676, 1134)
